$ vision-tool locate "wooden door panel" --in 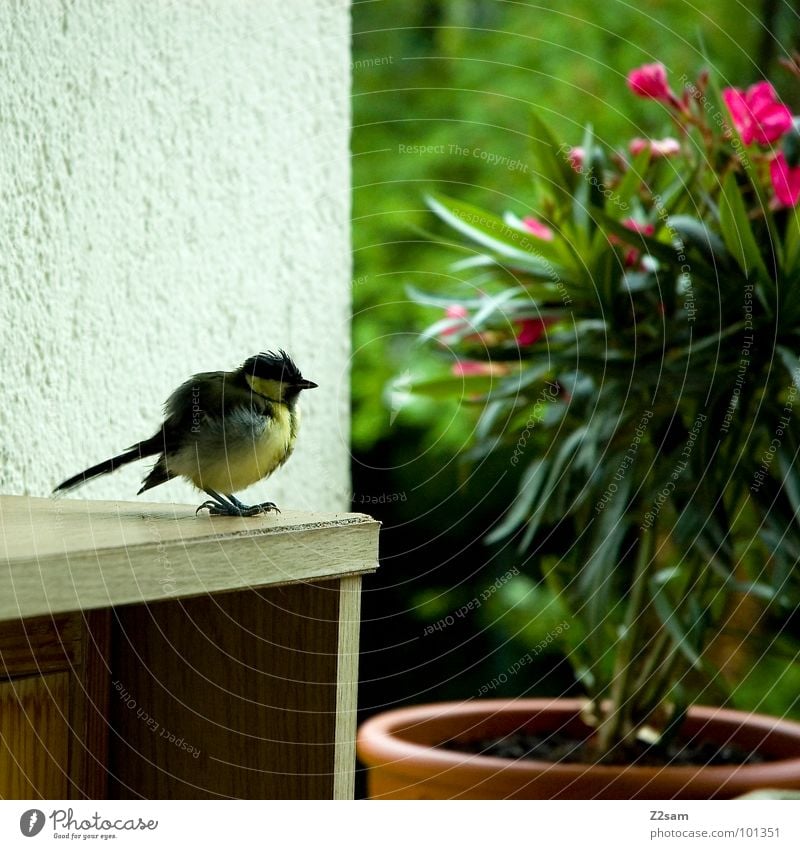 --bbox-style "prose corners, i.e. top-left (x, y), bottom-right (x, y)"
top-left (0, 672), bottom-right (71, 799)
